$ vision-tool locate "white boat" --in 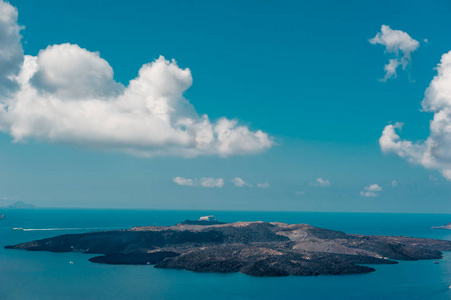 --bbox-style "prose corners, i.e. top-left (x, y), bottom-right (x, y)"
top-left (199, 215), bottom-right (218, 222)
top-left (12, 228), bottom-right (24, 231)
